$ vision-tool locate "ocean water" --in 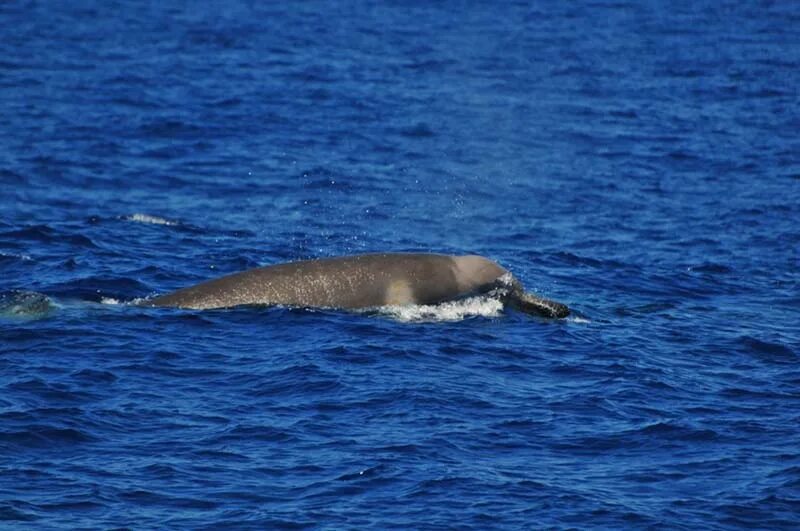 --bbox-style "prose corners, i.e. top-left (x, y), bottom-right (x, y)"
top-left (1, 0), bottom-right (799, 528)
